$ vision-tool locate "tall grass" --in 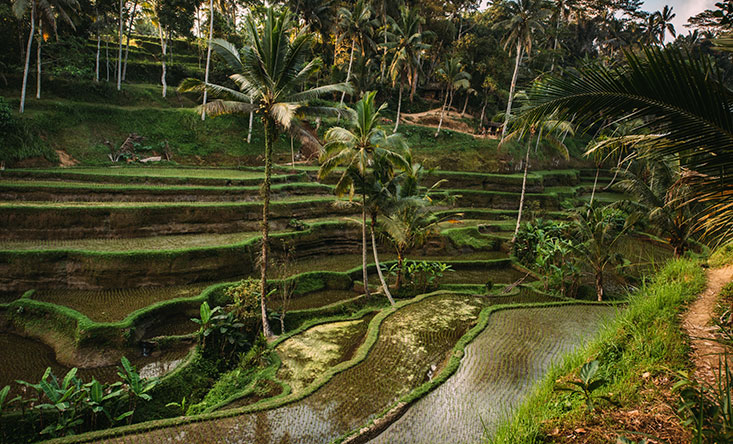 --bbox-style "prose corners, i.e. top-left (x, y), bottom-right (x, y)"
top-left (490, 258), bottom-right (706, 443)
